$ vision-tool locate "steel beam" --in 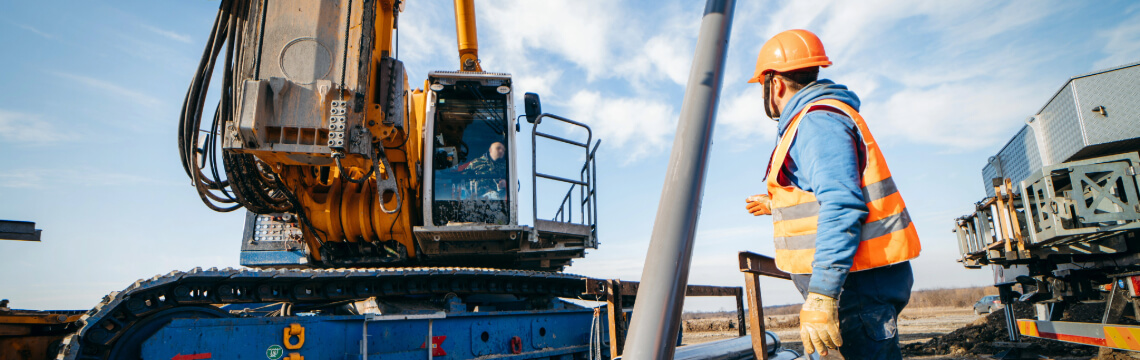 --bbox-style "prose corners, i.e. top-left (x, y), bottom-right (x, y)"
top-left (738, 252), bottom-right (791, 359)
top-left (738, 252), bottom-right (791, 280)
top-left (742, 273), bottom-right (767, 358)
top-left (606, 279), bottom-right (628, 358)
top-left (582, 279), bottom-right (743, 298)
top-left (0, 220), bottom-right (40, 242)
top-left (1017, 318), bottom-right (1140, 351)
top-left (623, 0), bottom-right (736, 359)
